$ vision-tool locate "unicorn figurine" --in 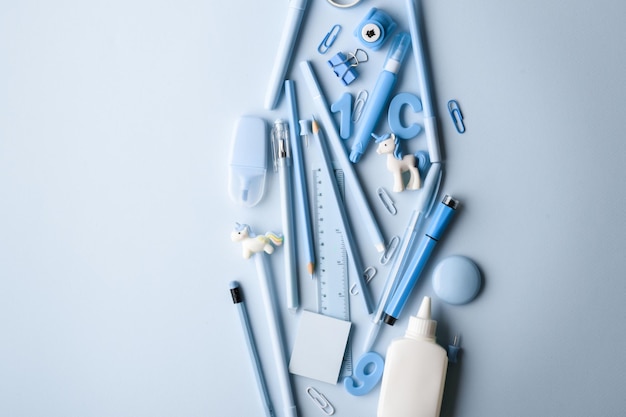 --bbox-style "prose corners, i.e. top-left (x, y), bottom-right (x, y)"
top-left (231, 222), bottom-right (284, 259)
top-left (374, 132), bottom-right (422, 193)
